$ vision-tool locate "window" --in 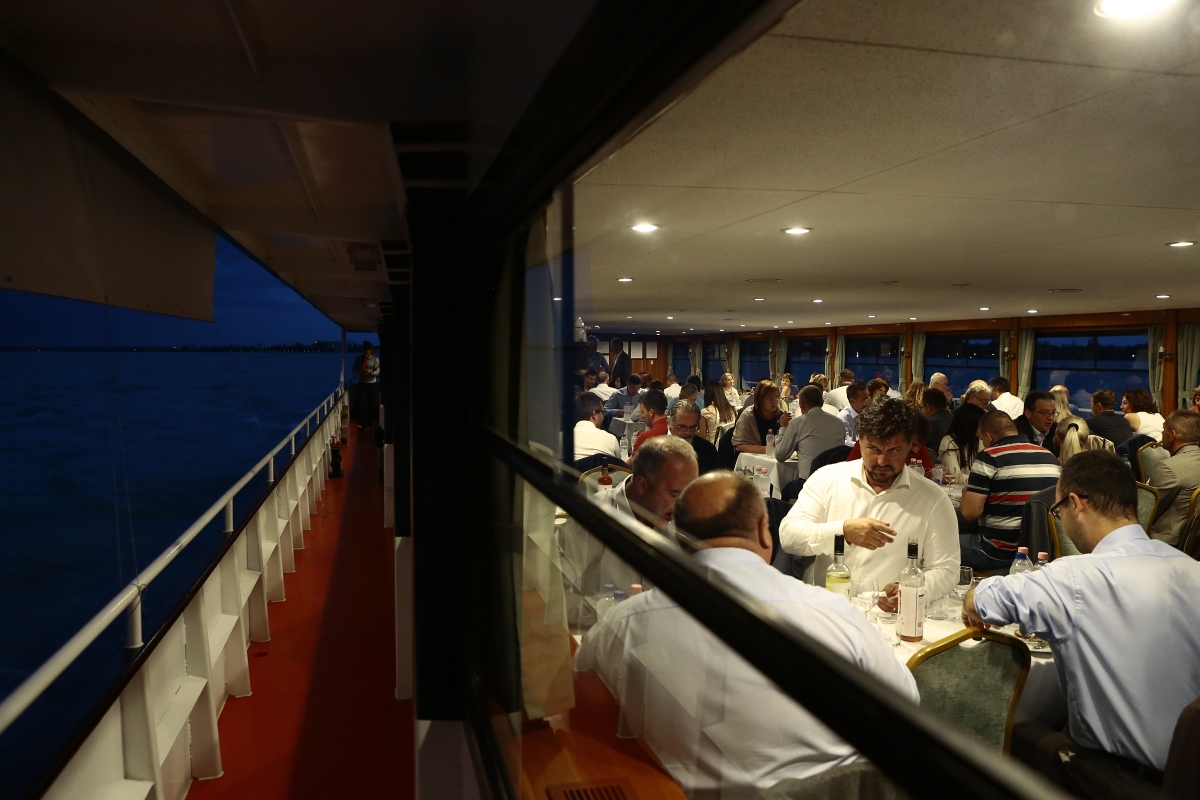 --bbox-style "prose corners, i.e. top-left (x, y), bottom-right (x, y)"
top-left (739, 340), bottom-right (771, 389)
top-left (1034, 331), bottom-right (1148, 415)
top-left (703, 341), bottom-right (727, 383)
top-left (922, 334), bottom-right (1000, 397)
top-left (672, 342), bottom-right (692, 380)
top-left (785, 338), bottom-right (828, 382)
top-left (843, 336), bottom-right (900, 389)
